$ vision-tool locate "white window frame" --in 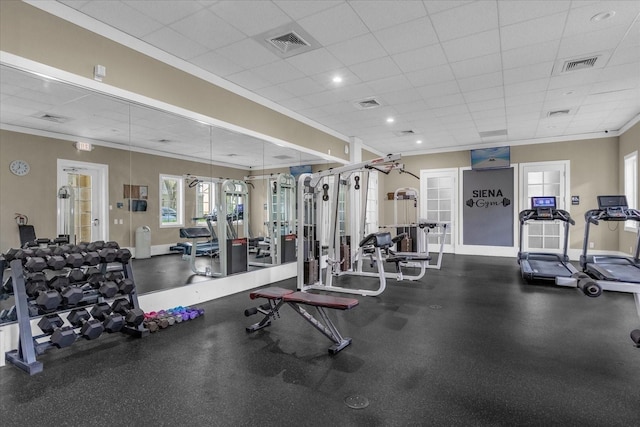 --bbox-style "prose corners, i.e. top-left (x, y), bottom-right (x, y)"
top-left (195, 180), bottom-right (216, 226)
top-left (624, 151), bottom-right (638, 231)
top-left (159, 174), bottom-right (184, 228)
